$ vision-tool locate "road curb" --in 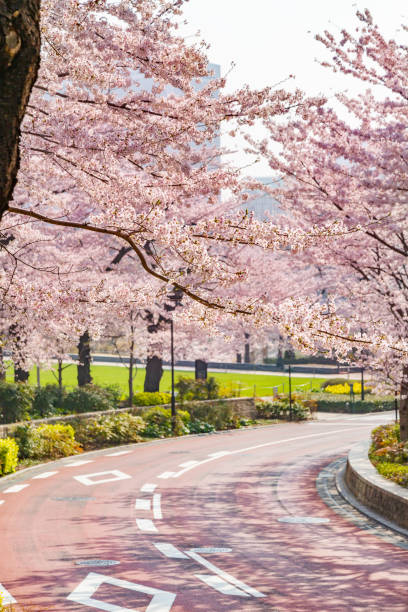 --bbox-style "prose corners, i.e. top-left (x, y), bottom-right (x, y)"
top-left (337, 440), bottom-right (408, 535)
